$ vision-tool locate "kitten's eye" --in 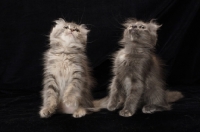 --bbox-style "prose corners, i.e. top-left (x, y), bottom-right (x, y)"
top-left (140, 25), bottom-right (145, 29)
top-left (64, 26), bottom-right (69, 29)
top-left (75, 28), bottom-right (80, 32)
